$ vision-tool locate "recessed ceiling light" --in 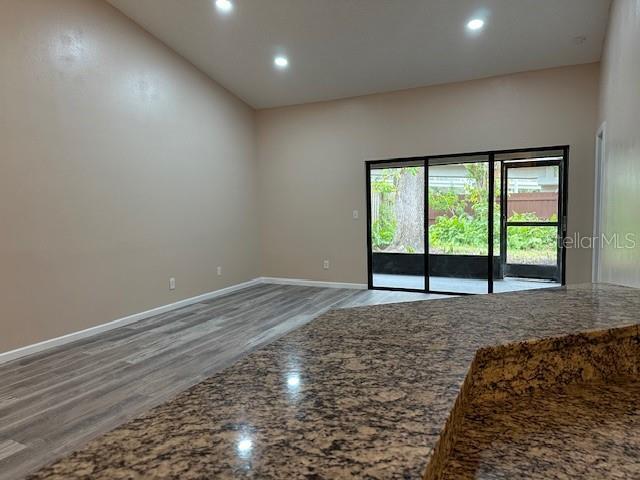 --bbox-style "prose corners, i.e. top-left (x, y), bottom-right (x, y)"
top-left (274, 56), bottom-right (289, 69)
top-left (467, 18), bottom-right (485, 31)
top-left (215, 0), bottom-right (233, 13)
